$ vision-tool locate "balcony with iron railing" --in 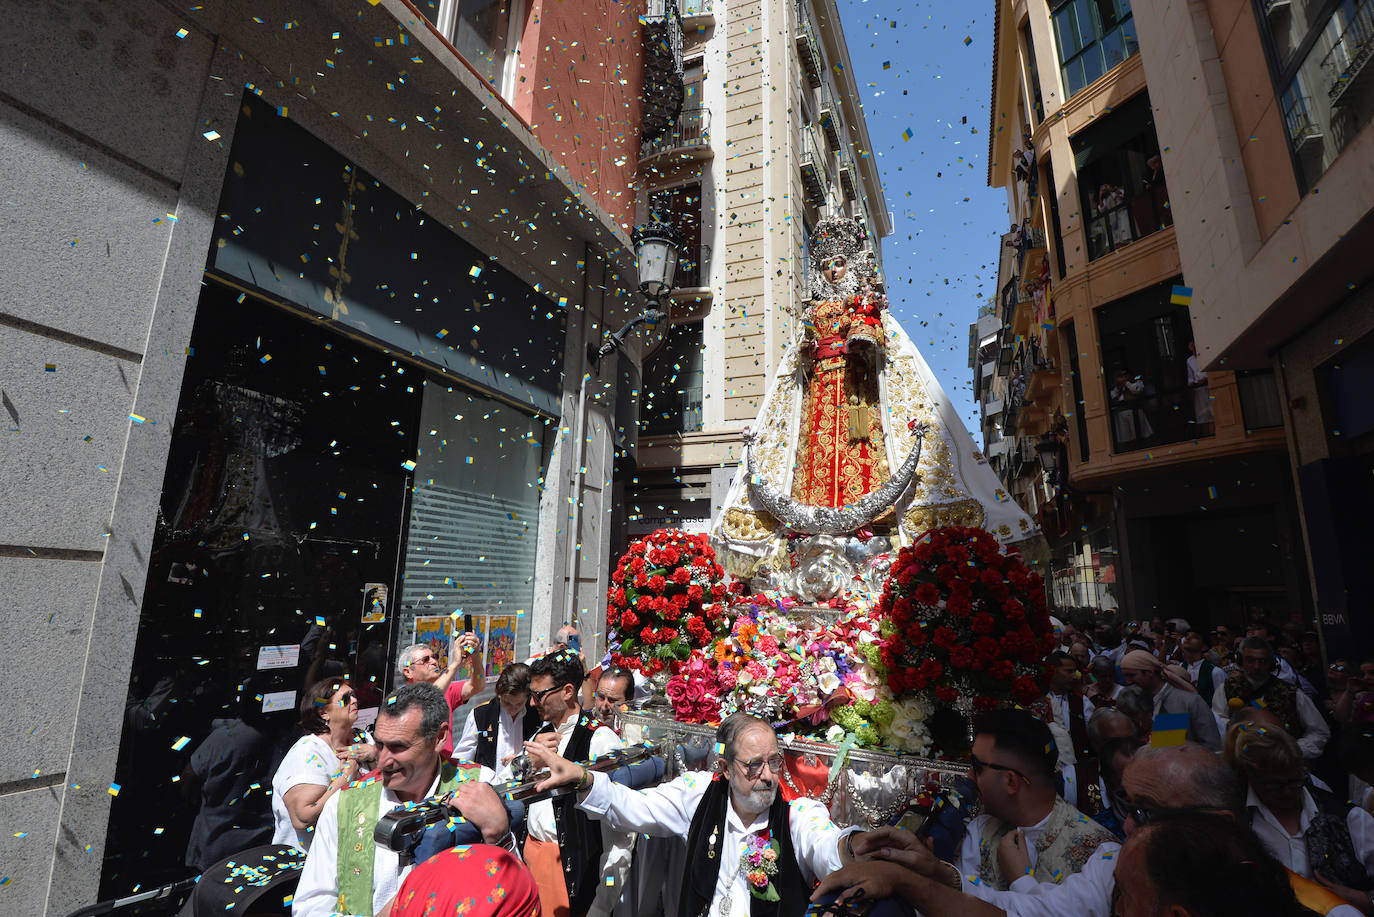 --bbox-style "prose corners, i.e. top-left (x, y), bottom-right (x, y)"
top-left (679, 0), bottom-right (714, 26)
top-left (837, 149), bottom-right (856, 200)
top-left (795, 0), bottom-right (823, 88)
top-left (798, 127), bottom-right (830, 207)
top-left (642, 0), bottom-right (686, 140)
top-left (640, 107), bottom-right (712, 163)
top-left (1322, 0), bottom-right (1374, 107)
top-left (1281, 94), bottom-right (1324, 152)
top-left (1083, 181), bottom-right (1172, 262)
top-left (675, 242), bottom-right (712, 290)
top-left (818, 84), bottom-right (842, 151)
